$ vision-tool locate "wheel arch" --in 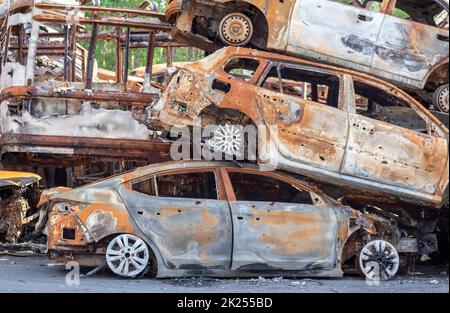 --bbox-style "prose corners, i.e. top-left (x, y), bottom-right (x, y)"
top-left (197, 104), bottom-right (258, 127)
top-left (339, 228), bottom-right (368, 272)
top-left (216, 0), bottom-right (269, 48)
top-left (425, 58), bottom-right (449, 88)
